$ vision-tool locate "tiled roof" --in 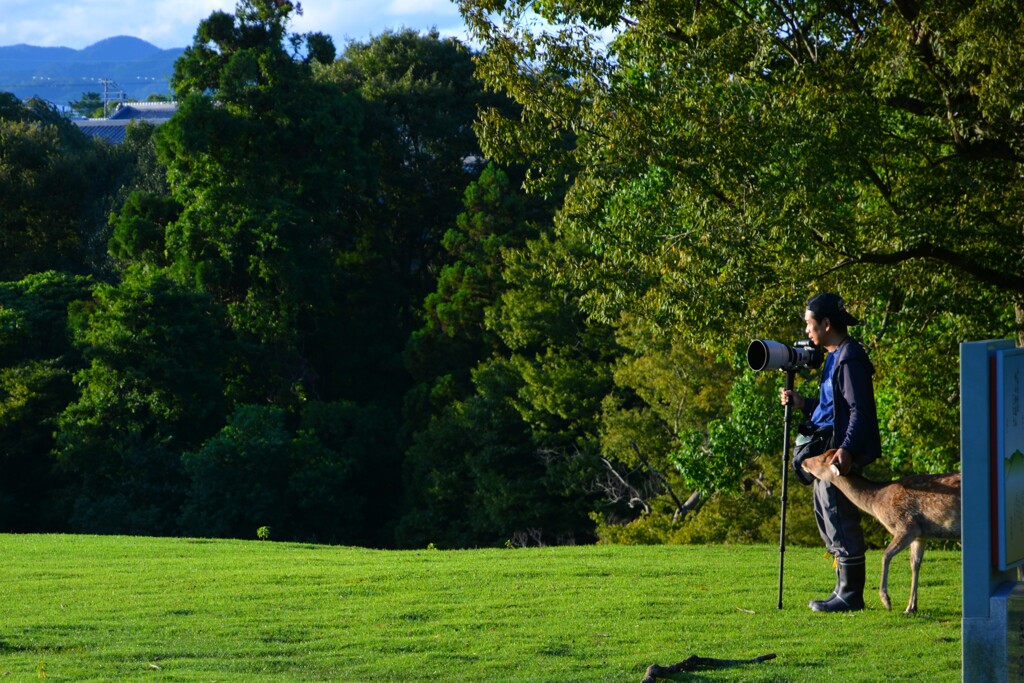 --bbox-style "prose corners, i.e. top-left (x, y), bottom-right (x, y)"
top-left (74, 120), bottom-right (133, 144)
top-left (108, 101), bottom-right (178, 121)
top-left (74, 101), bottom-right (177, 144)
